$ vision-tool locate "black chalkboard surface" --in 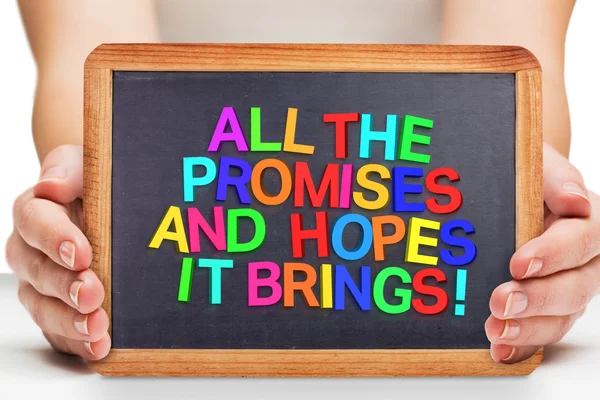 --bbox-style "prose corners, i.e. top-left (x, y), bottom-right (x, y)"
top-left (84, 44), bottom-right (543, 376)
